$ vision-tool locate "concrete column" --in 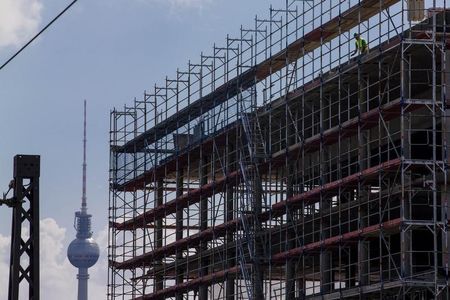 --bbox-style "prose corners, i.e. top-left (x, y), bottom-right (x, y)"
top-left (286, 163), bottom-right (296, 300)
top-left (401, 54), bottom-right (412, 280)
top-left (320, 252), bottom-right (332, 294)
top-left (226, 142), bottom-right (235, 300)
top-left (253, 172), bottom-right (264, 299)
top-left (296, 277), bottom-right (305, 300)
top-left (358, 75), bottom-right (370, 287)
top-left (440, 50), bottom-right (450, 290)
top-left (441, 188), bottom-right (449, 283)
top-left (320, 199), bottom-right (333, 290)
top-left (154, 178), bottom-right (164, 291)
top-left (175, 167), bottom-right (184, 300)
top-left (285, 104), bottom-right (297, 299)
top-left (199, 153), bottom-right (209, 300)
top-left (358, 205), bottom-right (369, 286)
top-left (320, 94), bottom-right (332, 294)
top-left (407, 0), bottom-right (425, 22)
top-left (346, 259), bottom-right (357, 288)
